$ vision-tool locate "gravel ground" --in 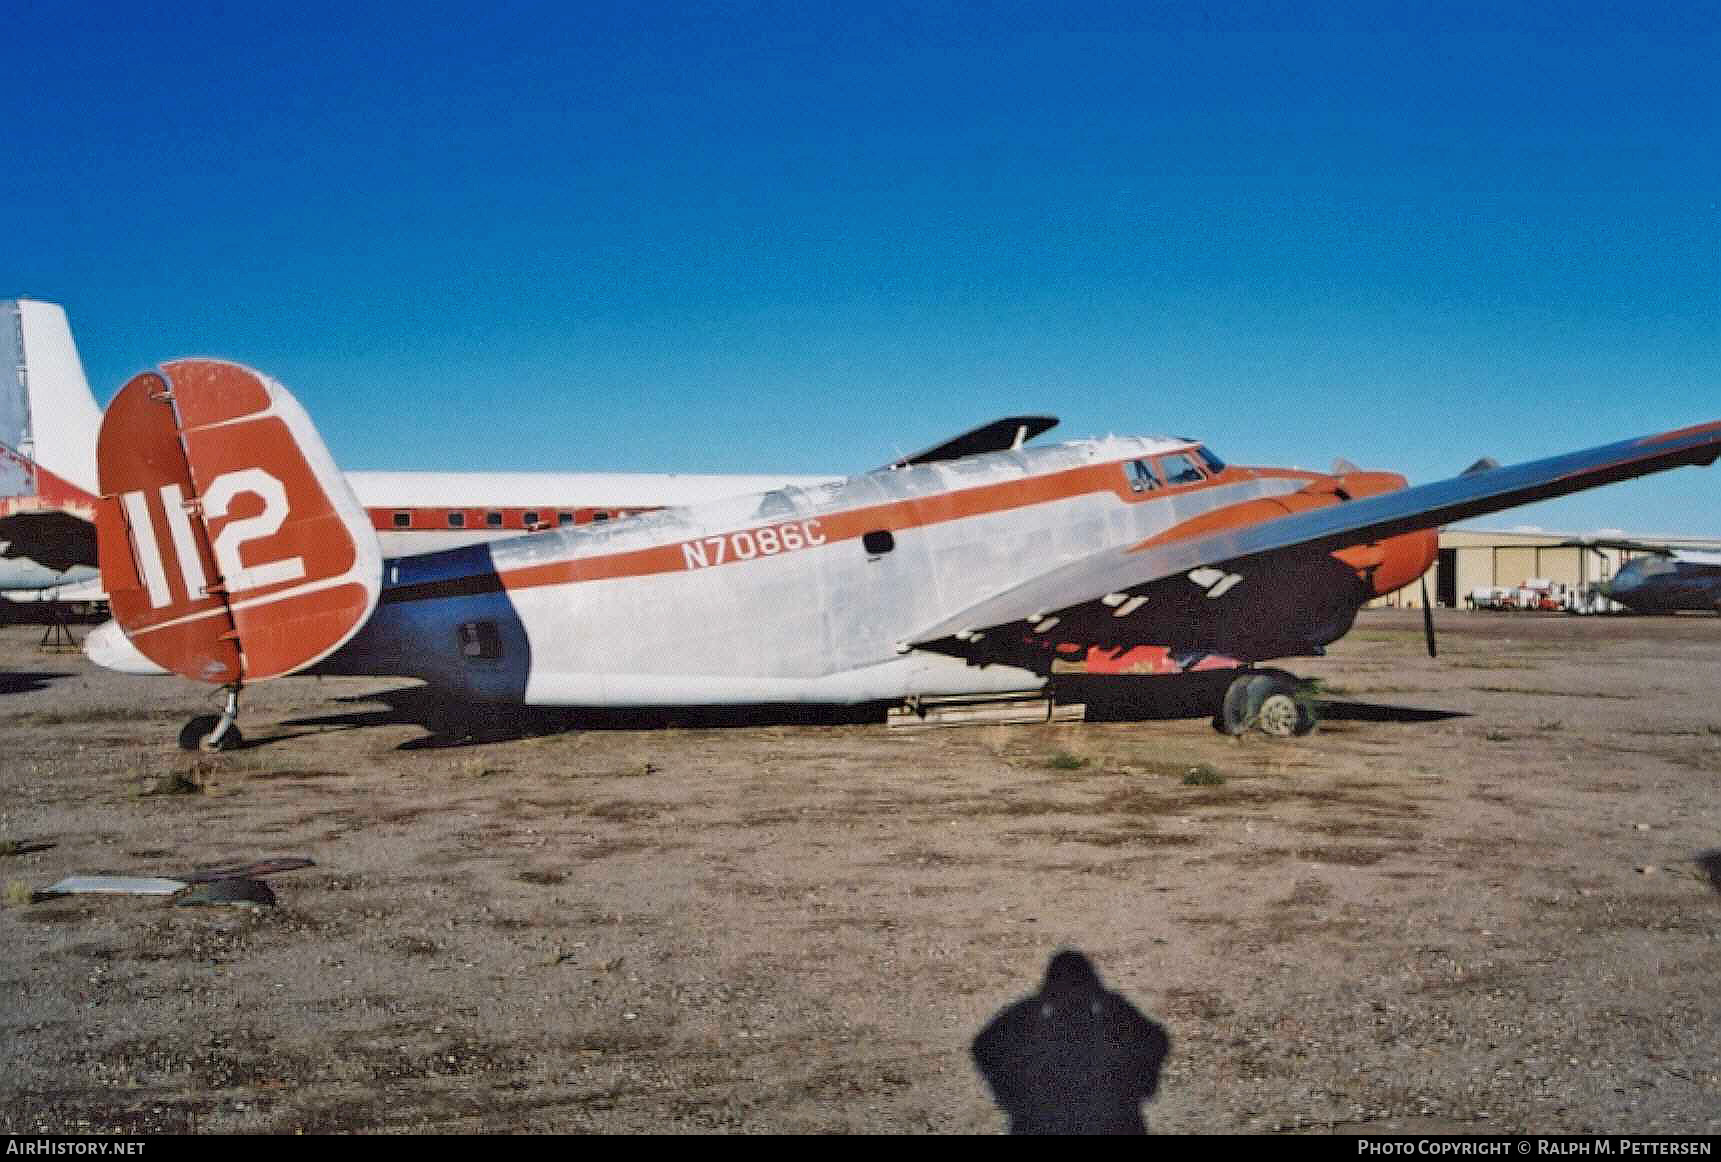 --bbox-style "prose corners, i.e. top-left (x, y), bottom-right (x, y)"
top-left (0, 609), bottom-right (1717, 1134)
